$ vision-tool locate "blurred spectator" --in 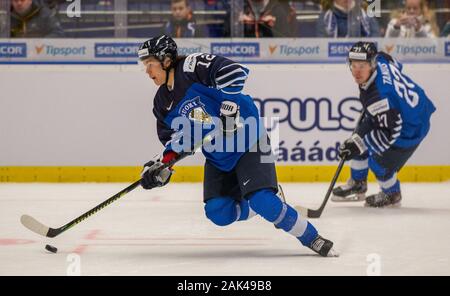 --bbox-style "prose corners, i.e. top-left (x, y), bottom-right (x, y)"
top-left (10, 0), bottom-right (64, 37)
top-left (239, 0), bottom-right (298, 37)
top-left (316, 0), bottom-right (380, 37)
top-left (441, 21), bottom-right (450, 37)
top-left (164, 0), bottom-right (205, 38)
top-left (202, 0), bottom-right (231, 37)
top-left (385, 0), bottom-right (439, 37)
